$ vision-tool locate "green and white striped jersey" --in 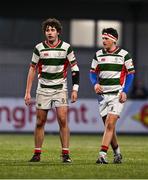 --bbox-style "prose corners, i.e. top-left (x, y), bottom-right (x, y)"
top-left (31, 40), bottom-right (79, 95)
top-left (90, 47), bottom-right (135, 93)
